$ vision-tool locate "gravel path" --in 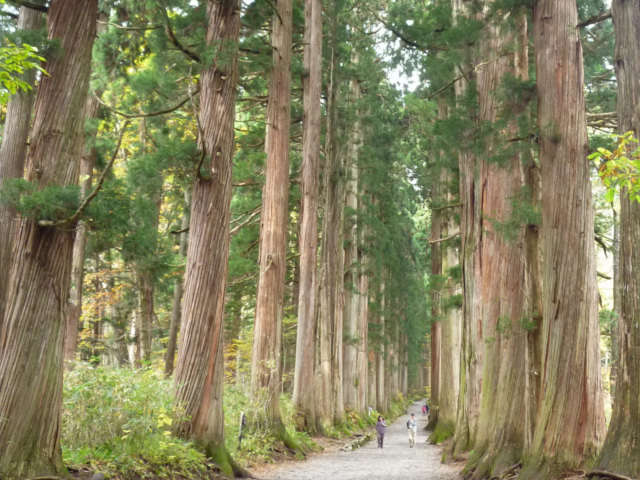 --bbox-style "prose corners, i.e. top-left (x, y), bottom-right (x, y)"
top-left (261, 399), bottom-right (461, 480)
